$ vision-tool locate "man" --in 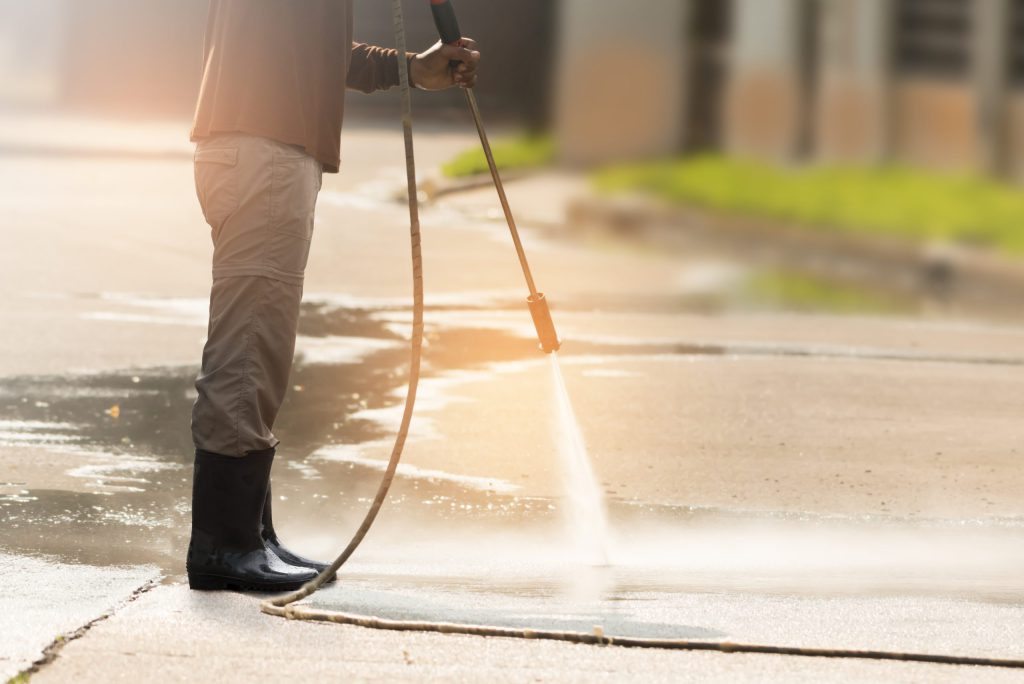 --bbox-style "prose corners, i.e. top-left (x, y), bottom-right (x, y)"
top-left (186, 0), bottom-right (479, 592)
